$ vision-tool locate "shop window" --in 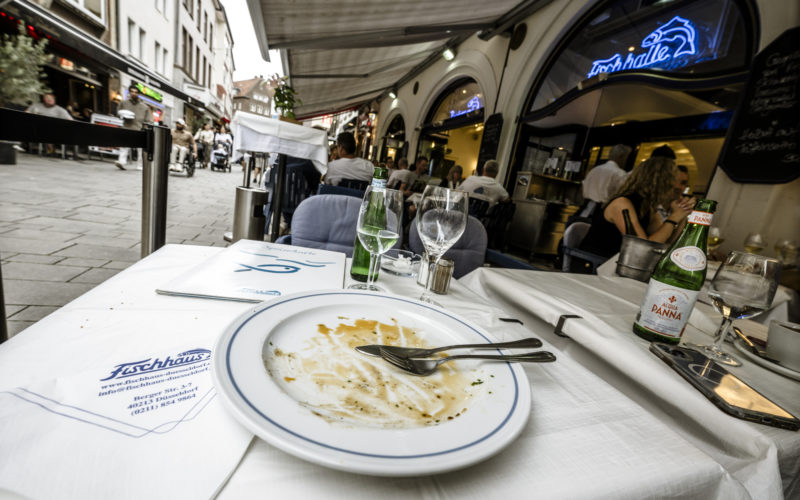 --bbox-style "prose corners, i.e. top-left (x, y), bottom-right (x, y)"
top-left (139, 29), bottom-right (146, 64)
top-left (128, 19), bottom-right (136, 58)
top-left (528, 0), bottom-right (756, 113)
